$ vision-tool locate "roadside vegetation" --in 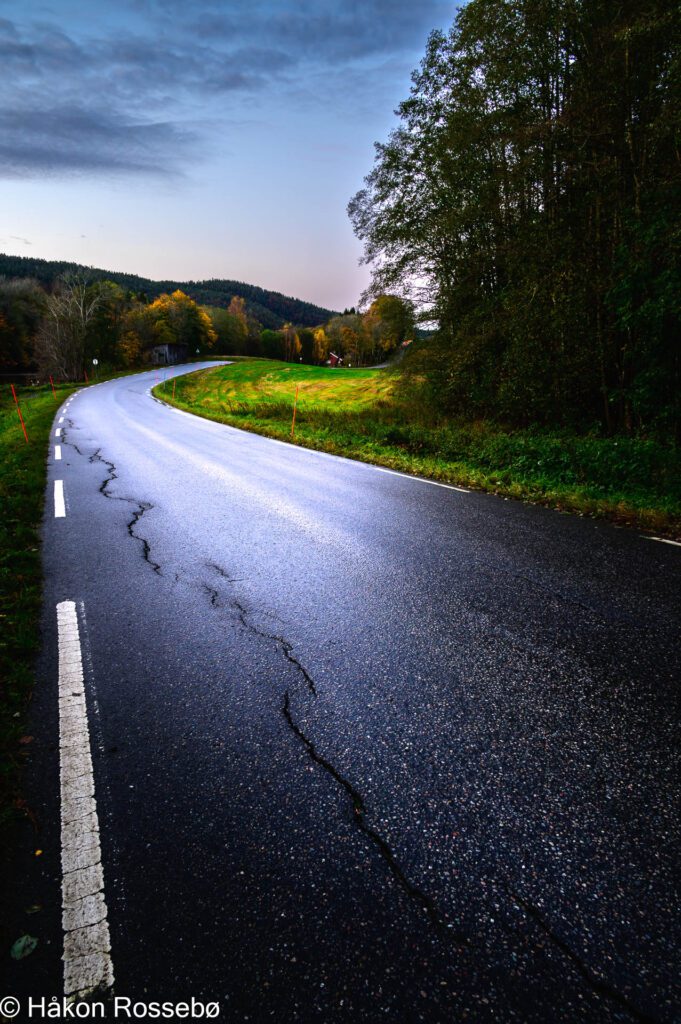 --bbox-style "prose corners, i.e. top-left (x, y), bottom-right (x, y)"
top-left (0, 370), bottom-right (141, 828)
top-left (0, 382), bottom-right (77, 826)
top-left (154, 360), bottom-right (681, 535)
top-left (350, 2), bottom-right (679, 444)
